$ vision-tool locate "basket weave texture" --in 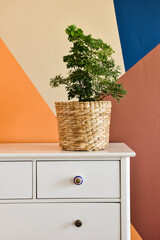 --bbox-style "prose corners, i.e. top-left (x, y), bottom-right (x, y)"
top-left (55, 101), bottom-right (112, 151)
